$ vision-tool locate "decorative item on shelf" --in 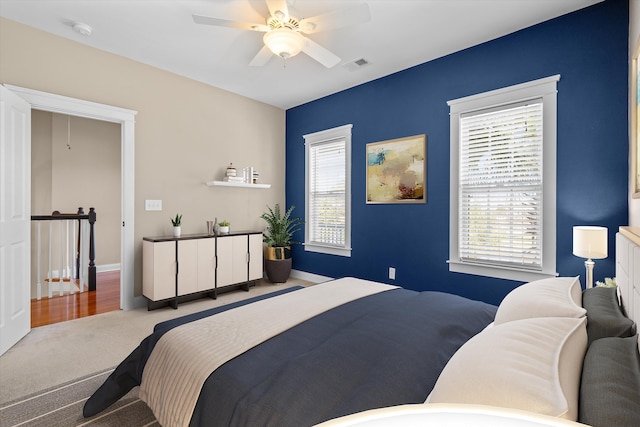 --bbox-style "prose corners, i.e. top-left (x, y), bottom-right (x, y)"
top-left (224, 176), bottom-right (245, 183)
top-left (224, 163), bottom-right (245, 183)
top-left (239, 166), bottom-right (257, 184)
top-left (171, 214), bottom-right (182, 238)
top-left (207, 220), bottom-right (214, 235)
top-left (219, 220), bottom-right (230, 234)
top-left (573, 225), bottom-right (608, 289)
top-left (260, 204), bottom-right (303, 283)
